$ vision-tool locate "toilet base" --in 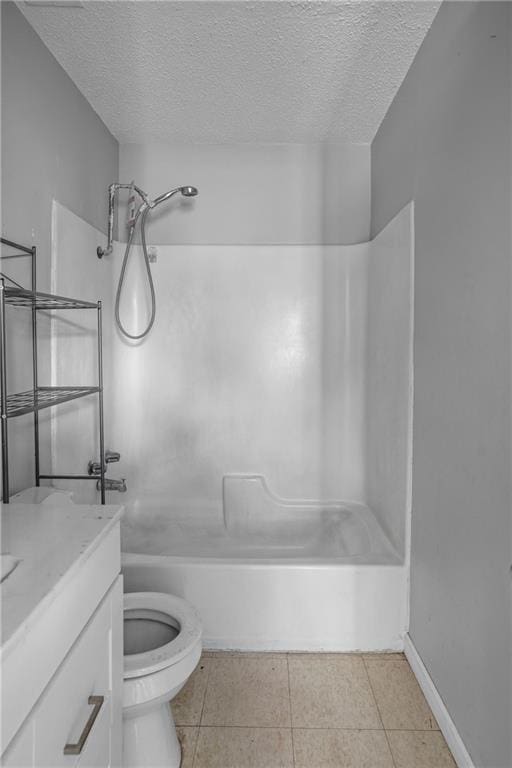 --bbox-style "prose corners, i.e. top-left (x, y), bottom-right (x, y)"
top-left (123, 702), bottom-right (181, 768)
